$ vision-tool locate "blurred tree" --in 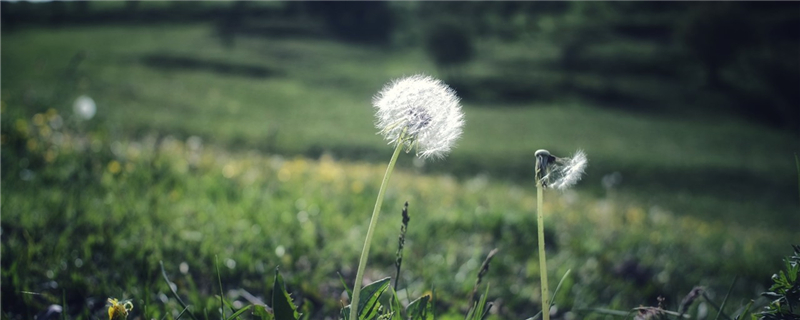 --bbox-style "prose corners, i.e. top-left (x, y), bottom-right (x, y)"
top-left (423, 20), bottom-right (475, 71)
top-left (216, 1), bottom-right (247, 48)
top-left (678, 3), bottom-right (755, 89)
top-left (302, 1), bottom-right (394, 45)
